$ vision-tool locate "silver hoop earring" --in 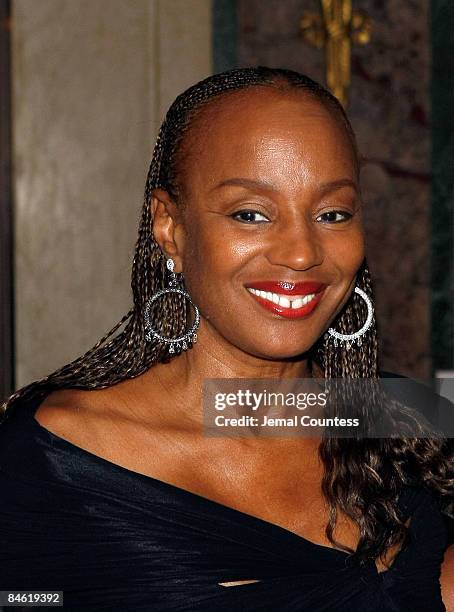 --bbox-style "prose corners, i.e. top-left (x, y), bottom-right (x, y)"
top-left (144, 258), bottom-right (200, 354)
top-left (325, 286), bottom-right (374, 350)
